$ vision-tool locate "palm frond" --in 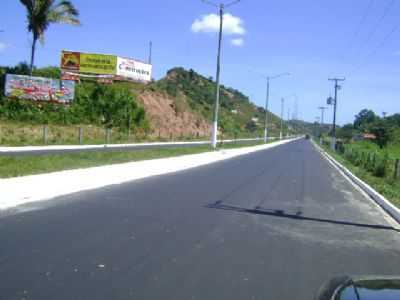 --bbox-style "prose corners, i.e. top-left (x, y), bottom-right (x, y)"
top-left (48, 0), bottom-right (80, 25)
